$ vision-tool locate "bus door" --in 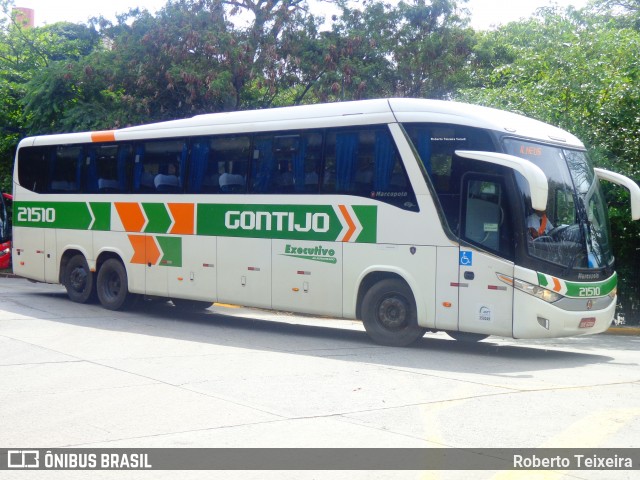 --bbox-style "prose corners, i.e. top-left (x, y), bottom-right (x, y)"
top-left (457, 175), bottom-right (515, 337)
